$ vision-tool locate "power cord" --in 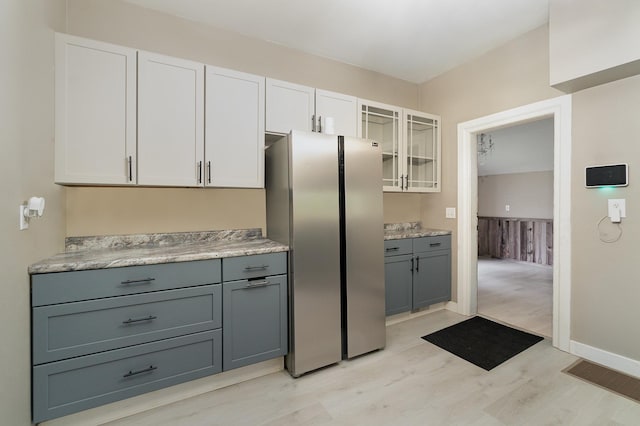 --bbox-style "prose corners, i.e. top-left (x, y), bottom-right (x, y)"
top-left (597, 215), bottom-right (623, 243)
